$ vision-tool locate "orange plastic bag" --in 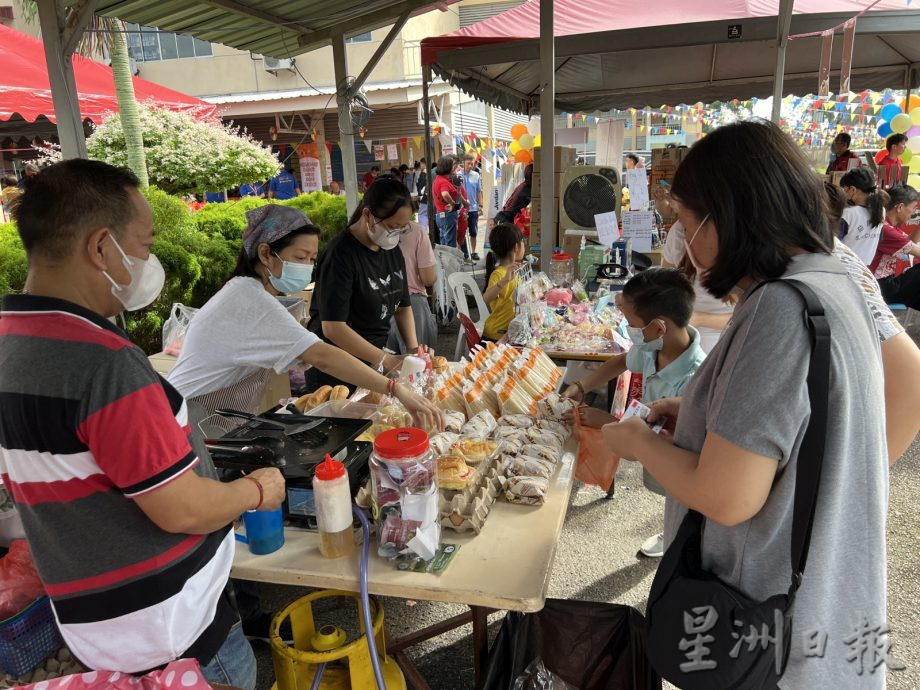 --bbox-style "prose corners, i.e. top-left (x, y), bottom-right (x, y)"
top-left (0, 540), bottom-right (46, 619)
top-left (573, 409), bottom-right (621, 492)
